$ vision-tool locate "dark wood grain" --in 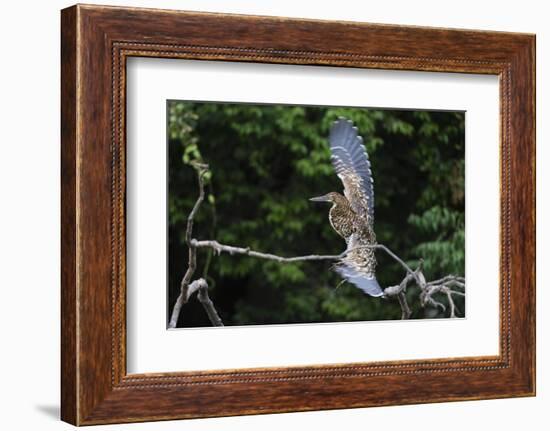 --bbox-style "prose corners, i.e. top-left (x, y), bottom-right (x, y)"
top-left (60, 6), bottom-right (78, 425)
top-left (61, 4), bottom-right (536, 425)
